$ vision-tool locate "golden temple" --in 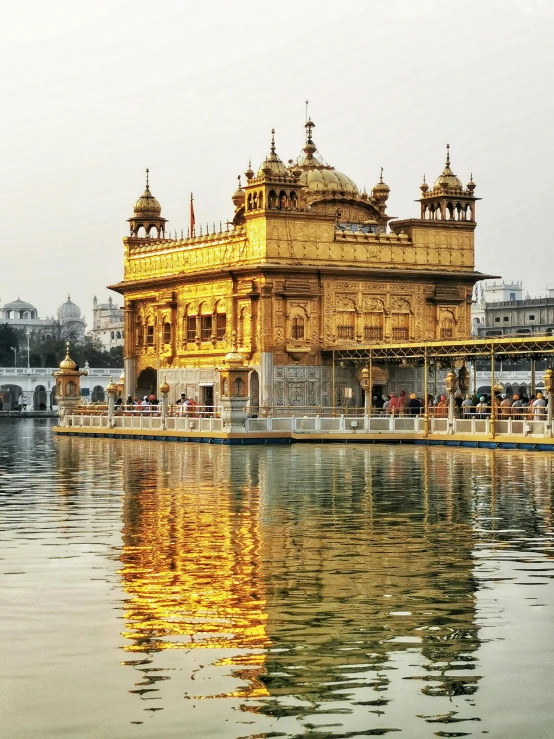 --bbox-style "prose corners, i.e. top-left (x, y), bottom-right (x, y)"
top-left (110, 120), bottom-right (490, 408)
